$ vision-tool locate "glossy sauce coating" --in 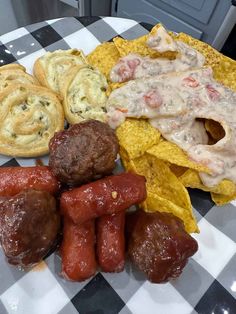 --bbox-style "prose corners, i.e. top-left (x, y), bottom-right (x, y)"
top-left (0, 166), bottom-right (60, 196)
top-left (0, 189), bottom-right (60, 267)
top-left (127, 210), bottom-right (198, 283)
top-left (61, 219), bottom-right (96, 281)
top-left (97, 211), bottom-right (125, 273)
top-left (60, 172), bottom-right (146, 225)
